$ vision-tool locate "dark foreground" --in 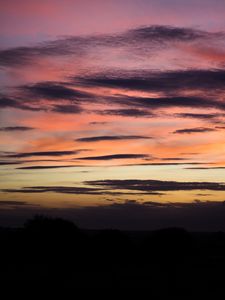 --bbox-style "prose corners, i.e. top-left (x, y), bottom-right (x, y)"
top-left (0, 216), bottom-right (224, 295)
